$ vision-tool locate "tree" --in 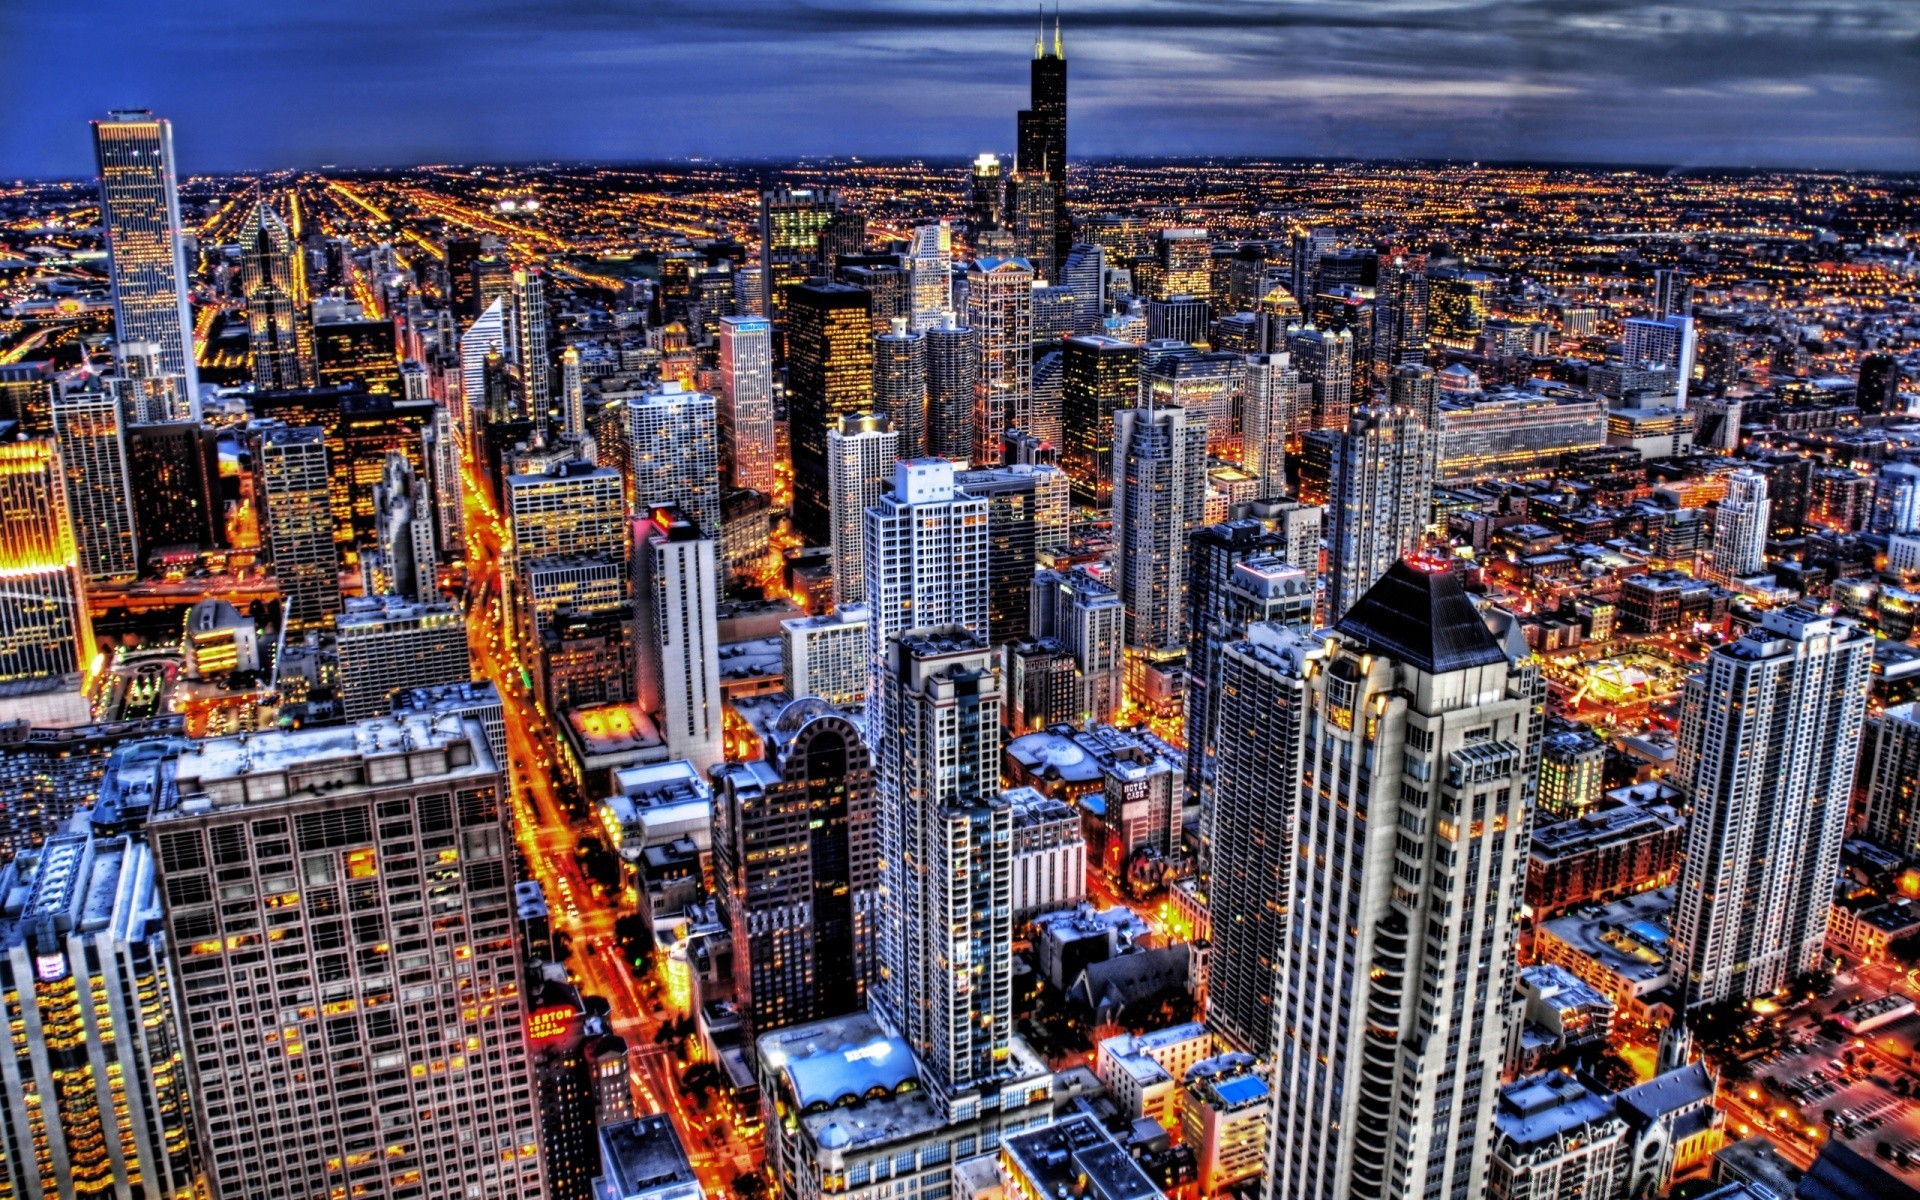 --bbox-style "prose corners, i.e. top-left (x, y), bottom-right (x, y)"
top-left (1586, 1050), bottom-right (1639, 1093)
top-left (734, 1173), bottom-right (768, 1200)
